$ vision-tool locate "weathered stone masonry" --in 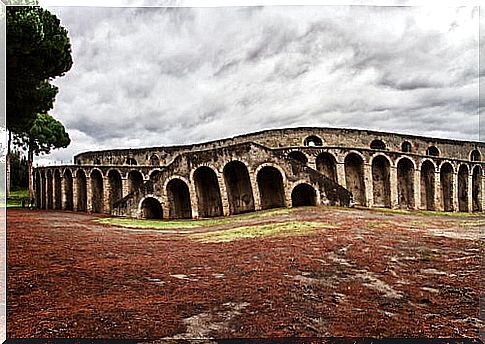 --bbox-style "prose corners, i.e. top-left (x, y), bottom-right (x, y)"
top-left (35, 127), bottom-right (485, 218)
